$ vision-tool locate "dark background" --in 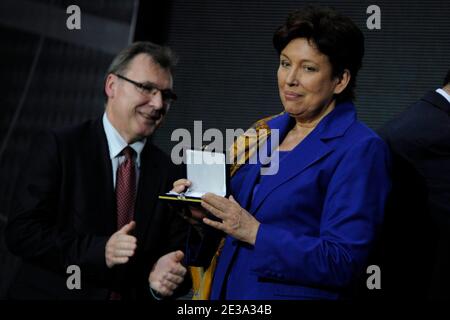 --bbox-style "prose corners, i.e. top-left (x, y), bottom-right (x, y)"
top-left (0, 0), bottom-right (449, 298)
